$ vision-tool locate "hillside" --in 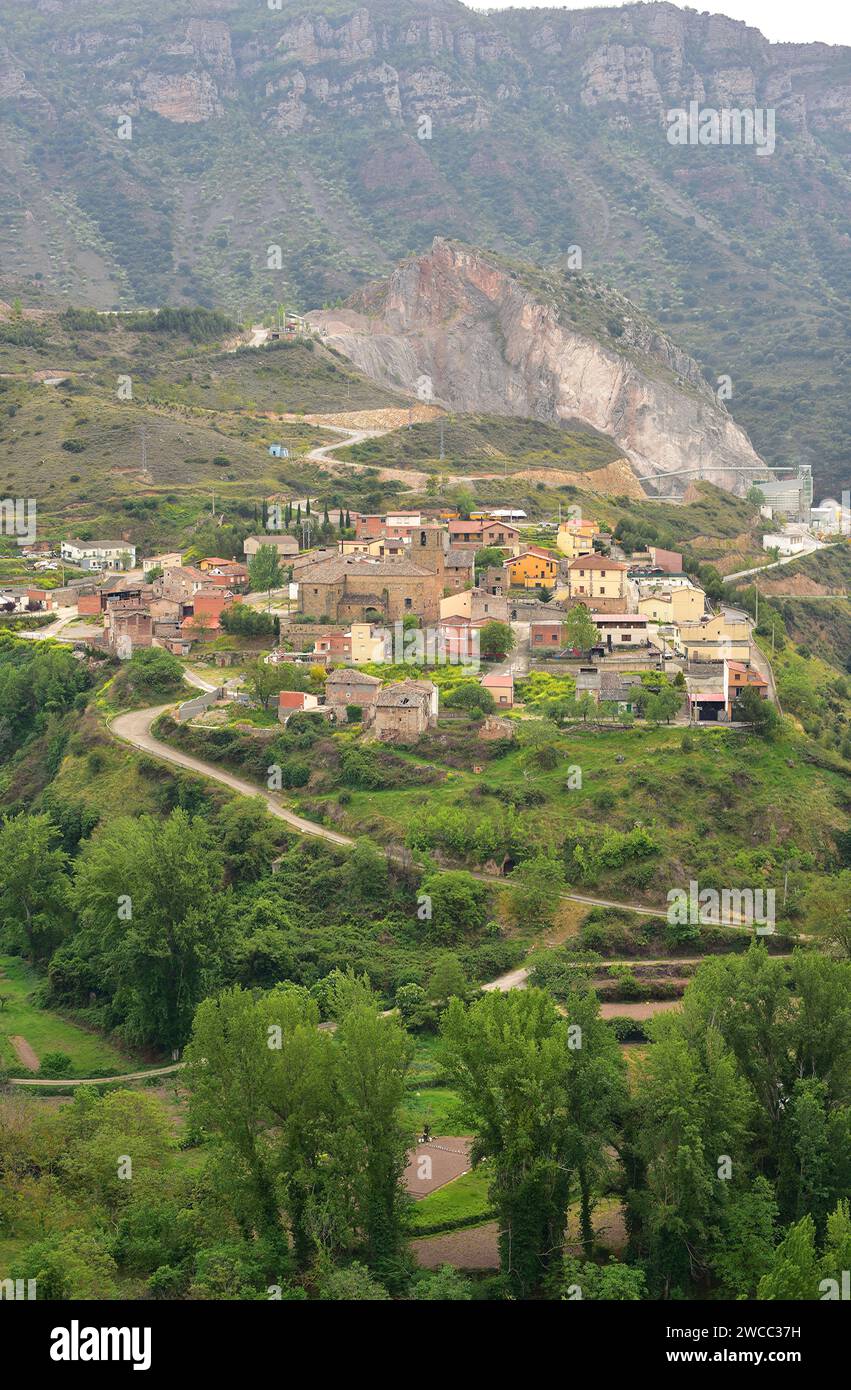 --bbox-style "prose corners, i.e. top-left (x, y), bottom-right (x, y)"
top-left (0, 0), bottom-right (848, 491)
top-left (309, 238), bottom-right (767, 497)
